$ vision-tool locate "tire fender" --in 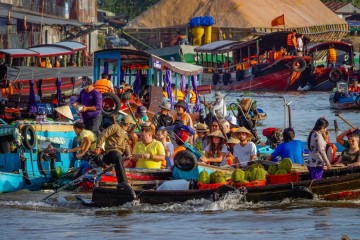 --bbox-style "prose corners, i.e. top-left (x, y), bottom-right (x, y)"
top-left (102, 92), bottom-right (121, 117)
top-left (174, 150), bottom-right (197, 172)
top-left (21, 125), bottom-right (36, 149)
top-left (328, 68), bottom-right (343, 83)
top-left (291, 57), bottom-right (307, 72)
